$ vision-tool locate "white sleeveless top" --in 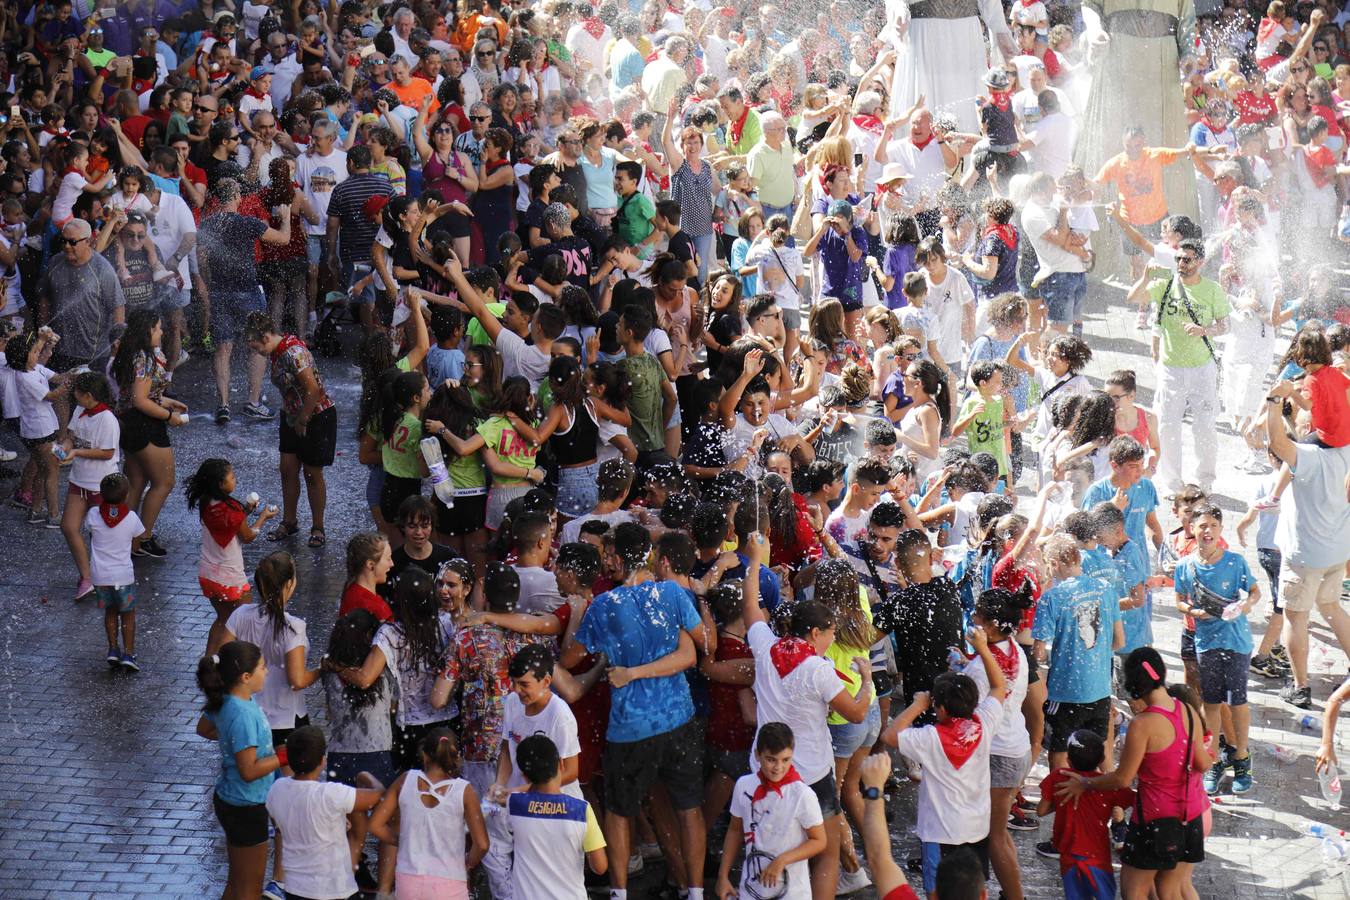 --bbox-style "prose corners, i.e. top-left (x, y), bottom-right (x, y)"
top-left (899, 401), bottom-right (941, 481)
top-left (396, 770), bottom-right (469, 881)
